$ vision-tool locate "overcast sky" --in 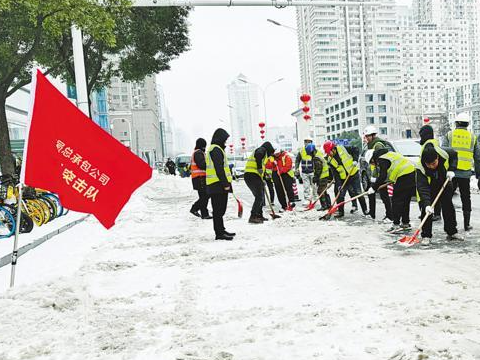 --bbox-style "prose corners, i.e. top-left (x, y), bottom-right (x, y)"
top-left (158, 1), bottom-right (412, 146)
